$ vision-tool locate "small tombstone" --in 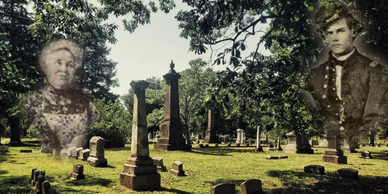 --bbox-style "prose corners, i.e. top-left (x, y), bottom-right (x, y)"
top-left (304, 165), bottom-right (325, 175)
top-left (87, 136), bottom-right (107, 167)
top-left (0, 145), bottom-right (8, 152)
top-left (240, 179), bottom-right (264, 194)
top-left (284, 131), bottom-right (313, 154)
top-left (31, 169), bottom-right (41, 186)
top-left (72, 147), bottom-right (83, 159)
top-left (36, 174), bottom-right (45, 191)
top-left (266, 155), bottom-right (288, 159)
top-left (42, 181), bottom-right (57, 194)
top-left (29, 168), bottom-right (38, 185)
top-left (382, 152), bottom-right (388, 160)
top-left (70, 164), bottom-right (85, 180)
top-left (78, 149), bottom-right (90, 161)
top-left (170, 161), bottom-right (185, 176)
top-left (210, 183), bottom-right (235, 194)
top-left (360, 151), bottom-right (372, 159)
top-left (336, 168), bottom-right (358, 179)
top-left (153, 157), bottom-right (167, 172)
